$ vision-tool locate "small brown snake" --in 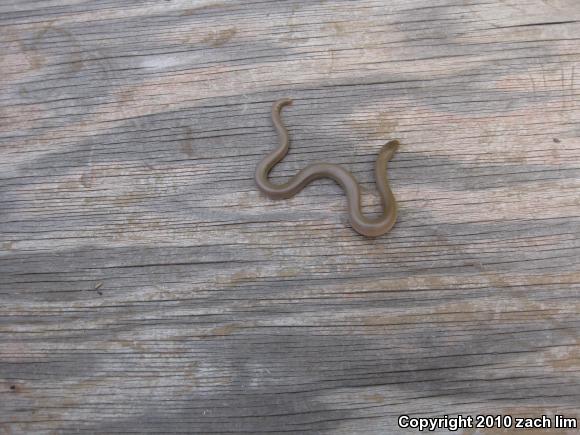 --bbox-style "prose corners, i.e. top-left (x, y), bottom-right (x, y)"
top-left (255, 98), bottom-right (399, 237)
